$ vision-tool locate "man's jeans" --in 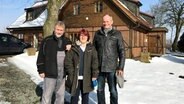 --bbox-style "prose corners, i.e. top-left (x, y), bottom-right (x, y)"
top-left (97, 72), bottom-right (118, 104)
